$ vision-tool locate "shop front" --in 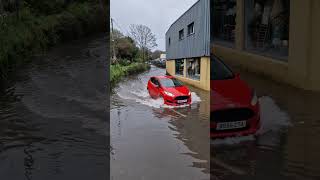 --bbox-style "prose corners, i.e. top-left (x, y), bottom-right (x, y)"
top-left (211, 0), bottom-right (320, 91)
top-left (166, 57), bottom-right (210, 91)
